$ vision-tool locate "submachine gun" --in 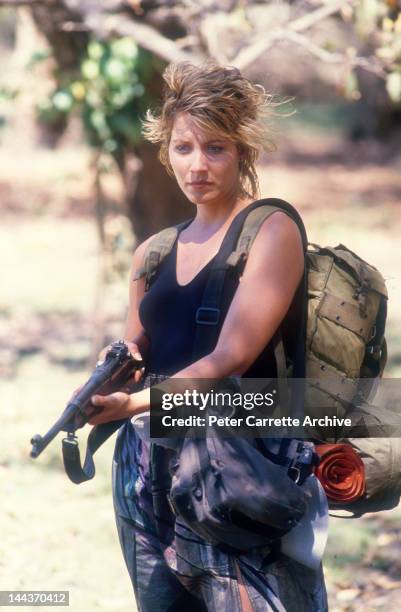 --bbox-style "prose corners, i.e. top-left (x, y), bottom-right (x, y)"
top-left (30, 340), bottom-right (143, 483)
